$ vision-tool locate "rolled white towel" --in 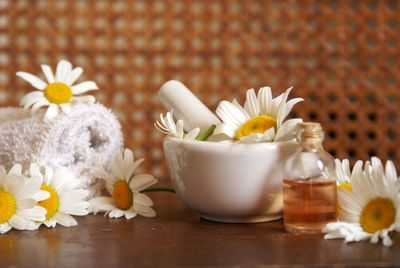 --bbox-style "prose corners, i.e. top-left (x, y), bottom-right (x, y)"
top-left (0, 103), bottom-right (123, 198)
